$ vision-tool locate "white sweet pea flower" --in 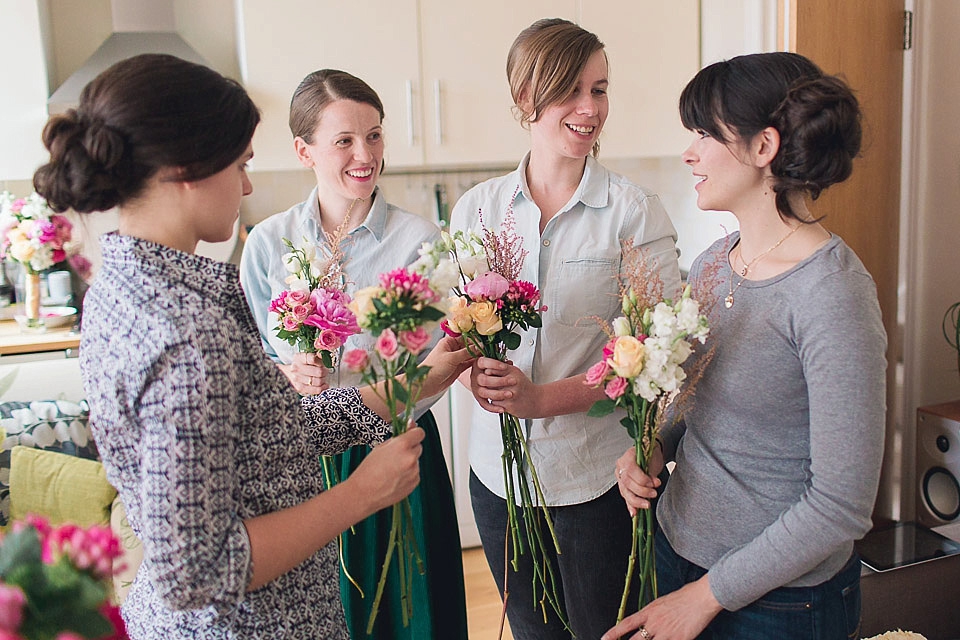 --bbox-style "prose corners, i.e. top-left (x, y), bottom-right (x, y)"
top-left (430, 259), bottom-right (460, 293)
top-left (459, 254), bottom-right (489, 278)
top-left (676, 298), bottom-right (703, 334)
top-left (632, 373), bottom-right (660, 403)
top-left (651, 302), bottom-right (678, 338)
top-left (284, 274), bottom-right (310, 293)
top-left (612, 316), bottom-right (632, 337)
top-left (281, 252), bottom-right (301, 274)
